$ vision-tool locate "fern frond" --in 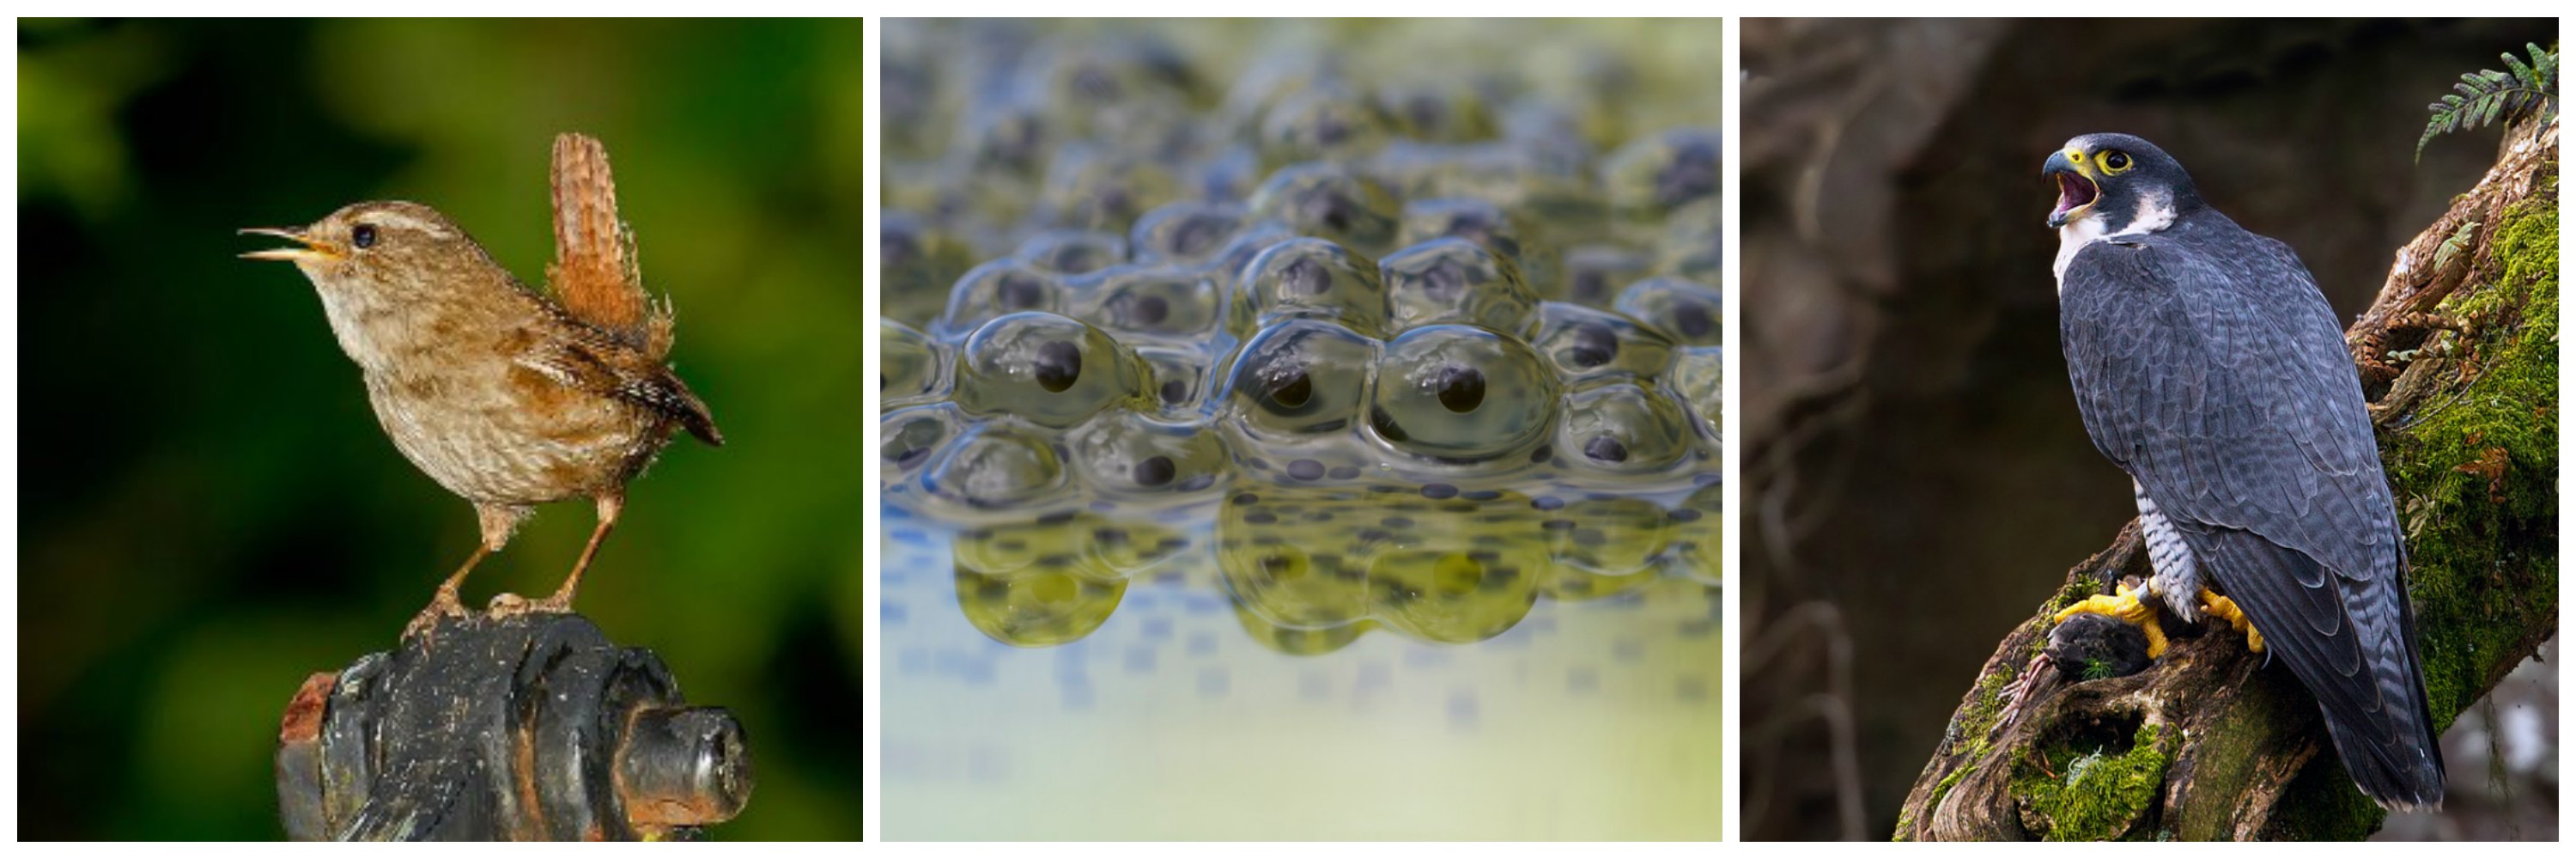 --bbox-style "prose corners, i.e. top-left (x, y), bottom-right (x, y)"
top-left (2417, 43), bottom-right (2559, 161)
